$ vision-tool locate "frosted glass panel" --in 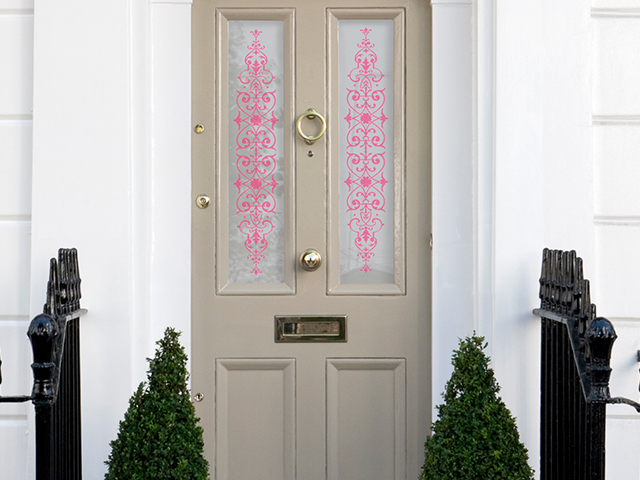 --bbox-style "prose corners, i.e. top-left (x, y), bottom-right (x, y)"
top-left (339, 20), bottom-right (394, 284)
top-left (228, 21), bottom-right (285, 284)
